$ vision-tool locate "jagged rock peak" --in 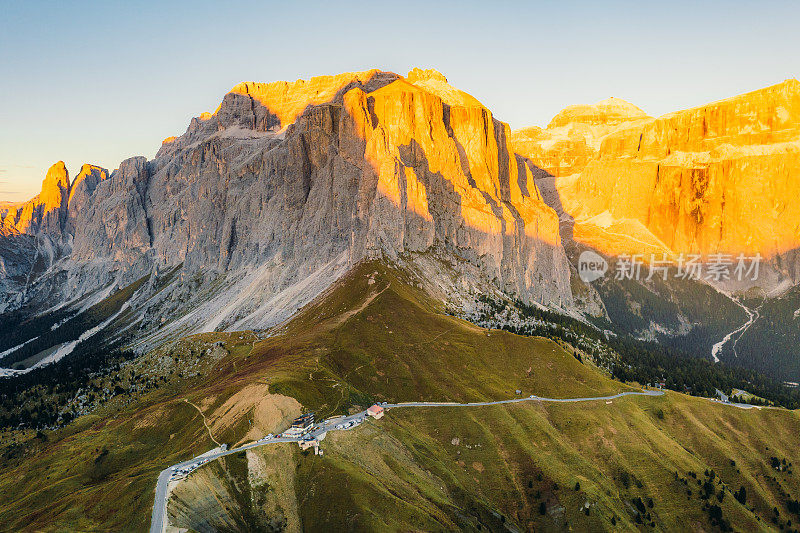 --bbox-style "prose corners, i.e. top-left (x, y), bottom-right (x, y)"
top-left (37, 161), bottom-right (70, 221)
top-left (68, 164), bottom-right (108, 207)
top-left (1, 161), bottom-right (71, 235)
top-left (43, 161), bottom-right (70, 193)
top-left (73, 163), bottom-right (107, 185)
top-left (2, 162), bottom-right (110, 238)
